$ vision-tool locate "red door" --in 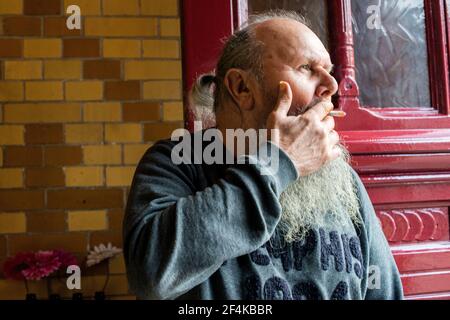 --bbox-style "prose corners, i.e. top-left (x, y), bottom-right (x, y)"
top-left (181, 0), bottom-right (450, 299)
